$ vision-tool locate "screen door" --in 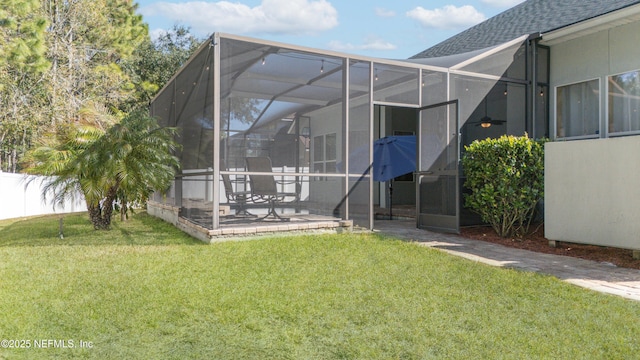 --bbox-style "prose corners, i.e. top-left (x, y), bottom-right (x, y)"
top-left (416, 100), bottom-right (459, 233)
